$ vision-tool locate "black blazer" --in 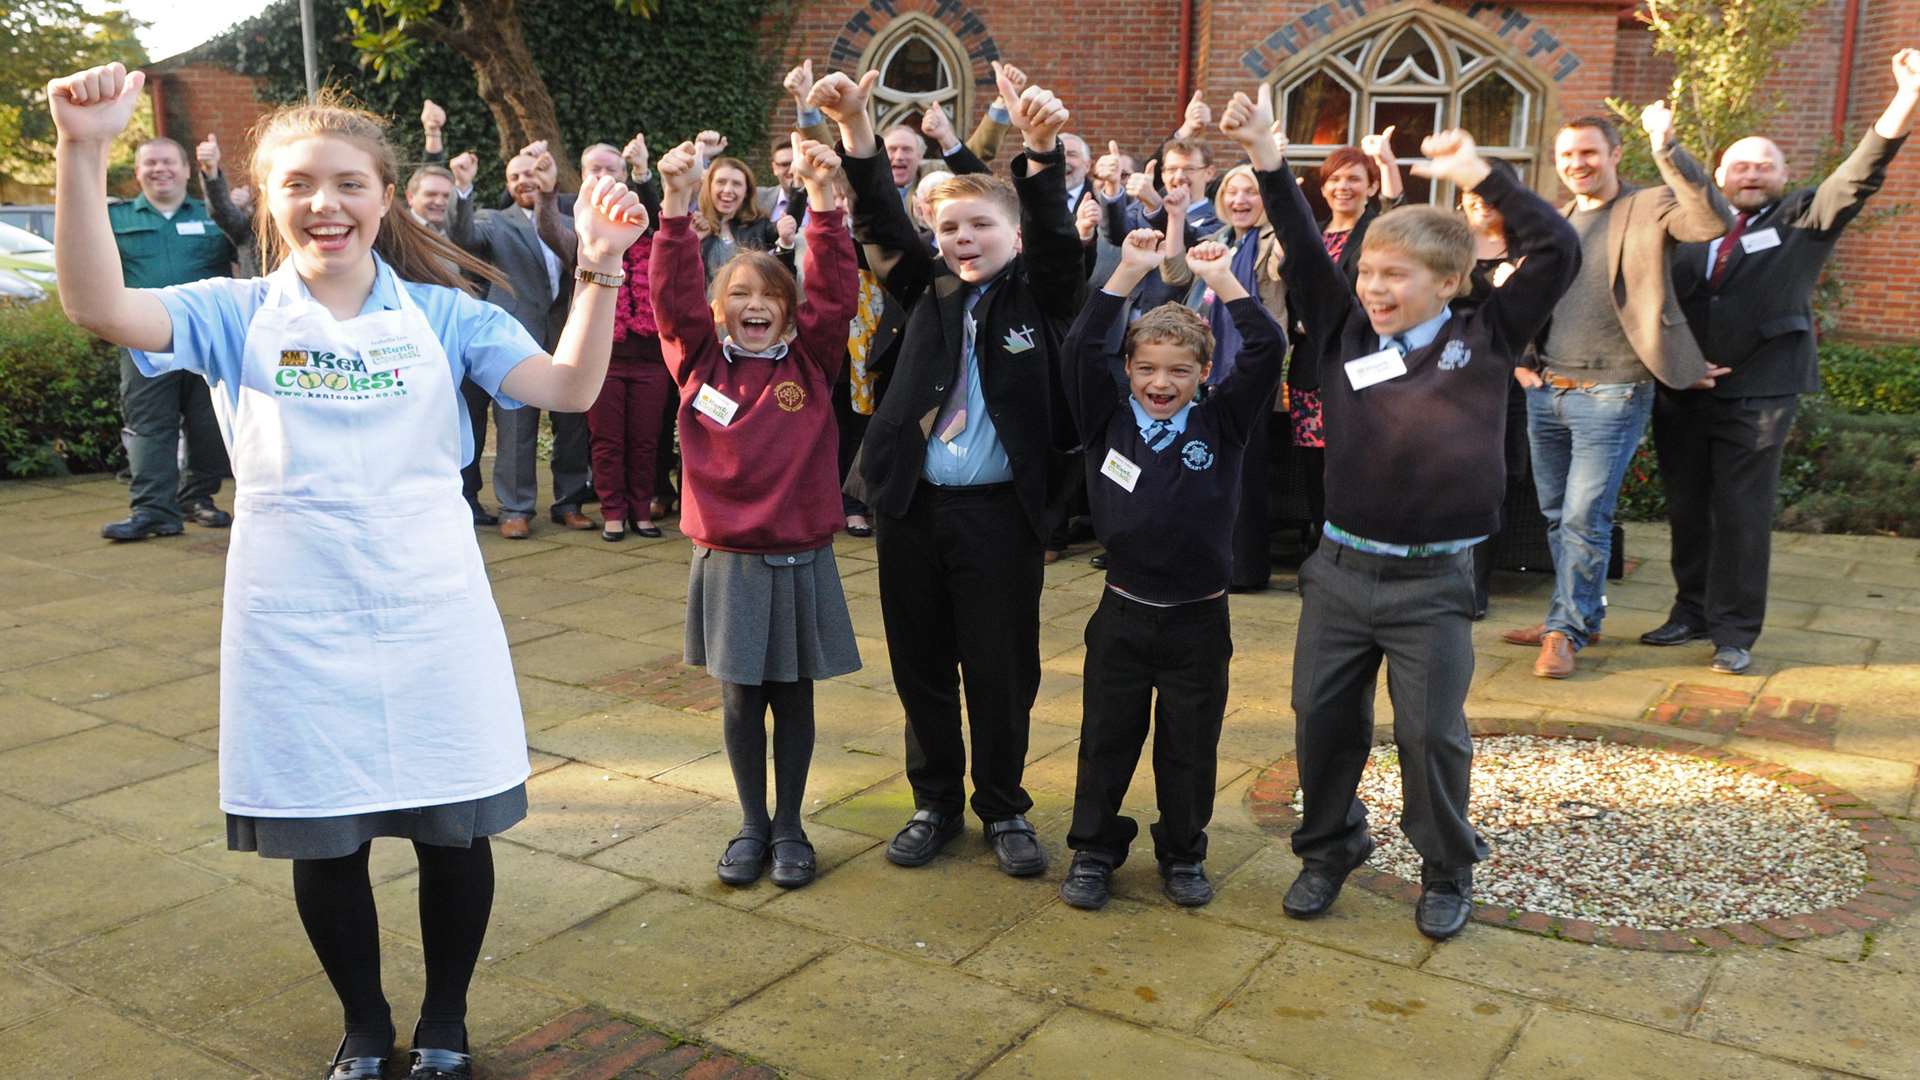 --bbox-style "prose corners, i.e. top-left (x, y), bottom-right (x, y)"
top-left (846, 145), bottom-right (1088, 543)
top-left (1672, 131), bottom-right (1907, 399)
